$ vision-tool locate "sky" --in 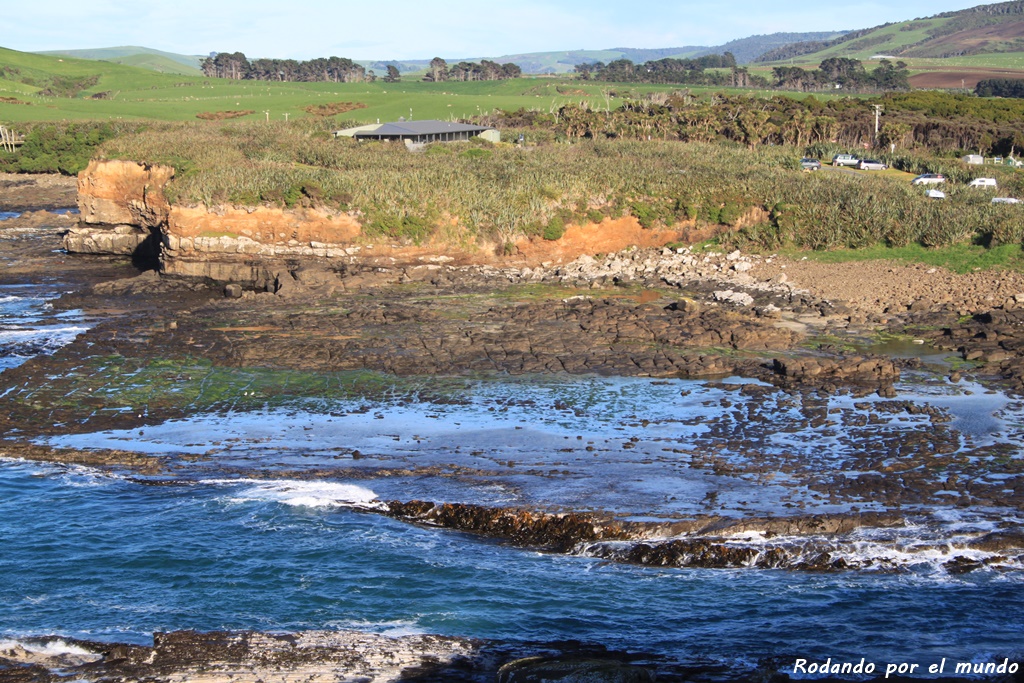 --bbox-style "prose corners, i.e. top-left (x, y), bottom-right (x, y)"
top-left (9, 0), bottom-right (997, 60)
